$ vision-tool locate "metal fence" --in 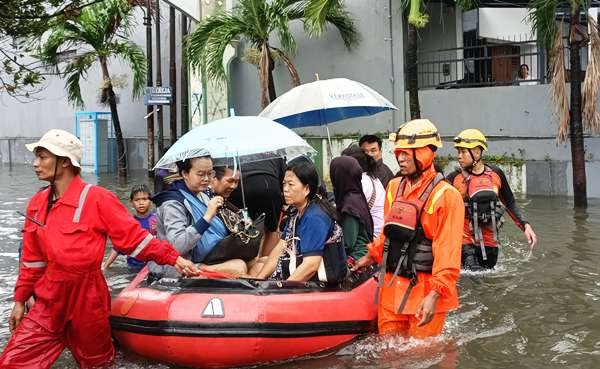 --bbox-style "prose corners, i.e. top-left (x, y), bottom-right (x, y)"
top-left (417, 37), bottom-right (547, 89)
